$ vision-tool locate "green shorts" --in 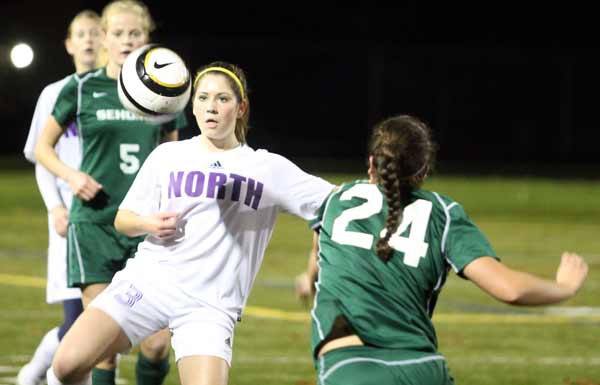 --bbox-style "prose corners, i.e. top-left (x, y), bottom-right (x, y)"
top-left (67, 222), bottom-right (144, 287)
top-left (315, 346), bottom-right (454, 385)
